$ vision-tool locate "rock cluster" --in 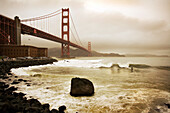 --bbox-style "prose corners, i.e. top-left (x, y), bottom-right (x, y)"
top-left (0, 59), bottom-right (68, 113)
top-left (0, 59), bottom-right (57, 75)
top-left (0, 76), bottom-right (67, 113)
top-left (0, 81), bottom-right (58, 113)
